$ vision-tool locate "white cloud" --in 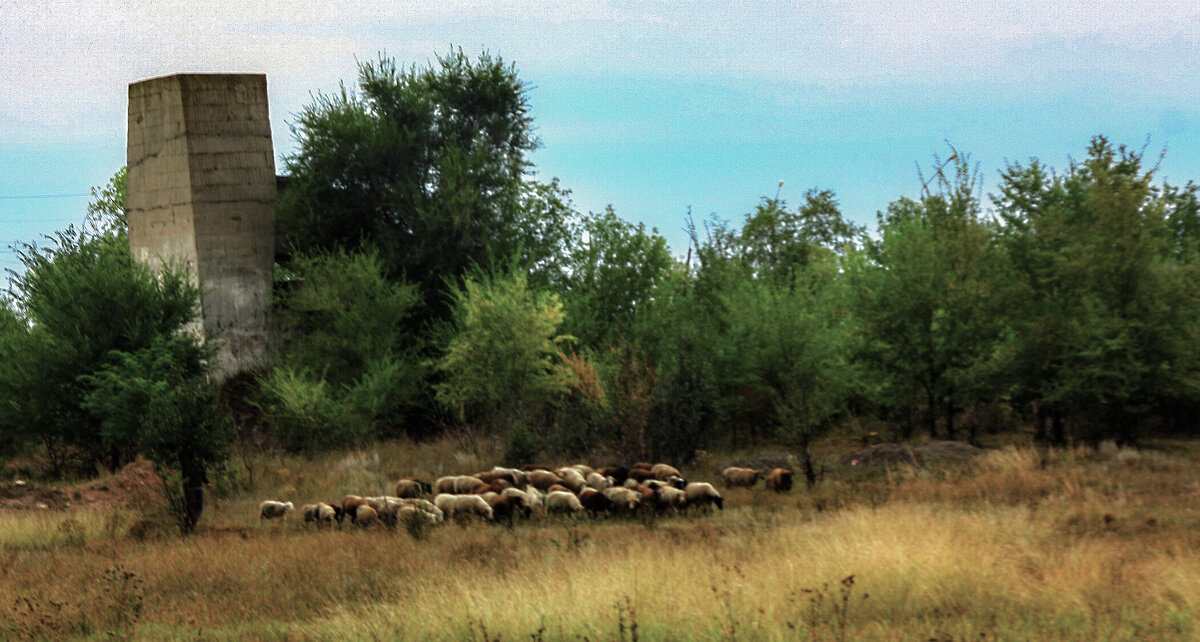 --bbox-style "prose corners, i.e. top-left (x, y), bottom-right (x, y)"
top-left (1, 0), bottom-right (1197, 143)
